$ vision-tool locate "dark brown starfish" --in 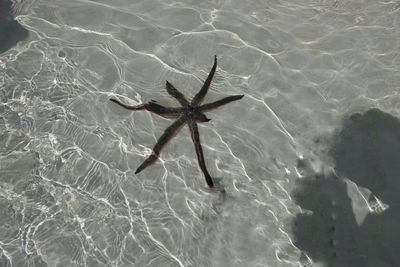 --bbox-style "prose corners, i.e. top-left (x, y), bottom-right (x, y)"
top-left (110, 56), bottom-right (243, 187)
